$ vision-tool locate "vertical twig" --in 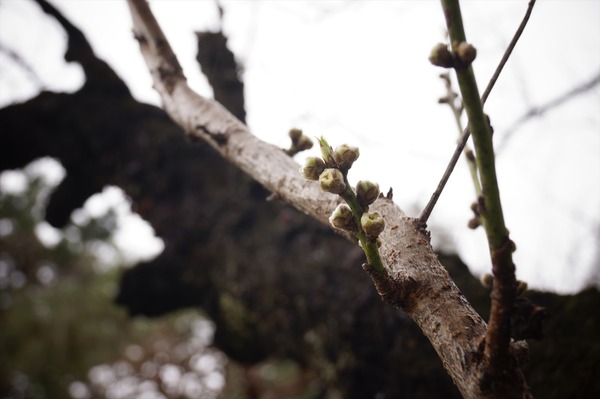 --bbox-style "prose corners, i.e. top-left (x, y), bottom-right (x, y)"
top-left (440, 0), bottom-right (527, 394)
top-left (439, 73), bottom-right (481, 196)
top-left (419, 0), bottom-right (536, 224)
